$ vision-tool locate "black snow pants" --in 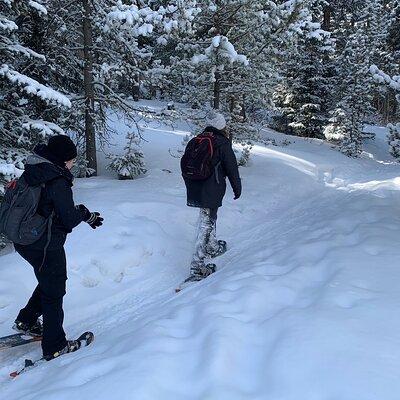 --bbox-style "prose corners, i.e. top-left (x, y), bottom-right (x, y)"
top-left (190, 208), bottom-right (219, 272)
top-left (14, 244), bottom-right (68, 356)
